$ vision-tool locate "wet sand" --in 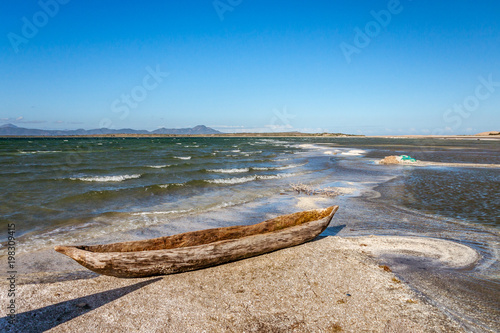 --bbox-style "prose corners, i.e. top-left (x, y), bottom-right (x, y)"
top-left (416, 161), bottom-right (500, 168)
top-left (0, 236), bottom-right (476, 332)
